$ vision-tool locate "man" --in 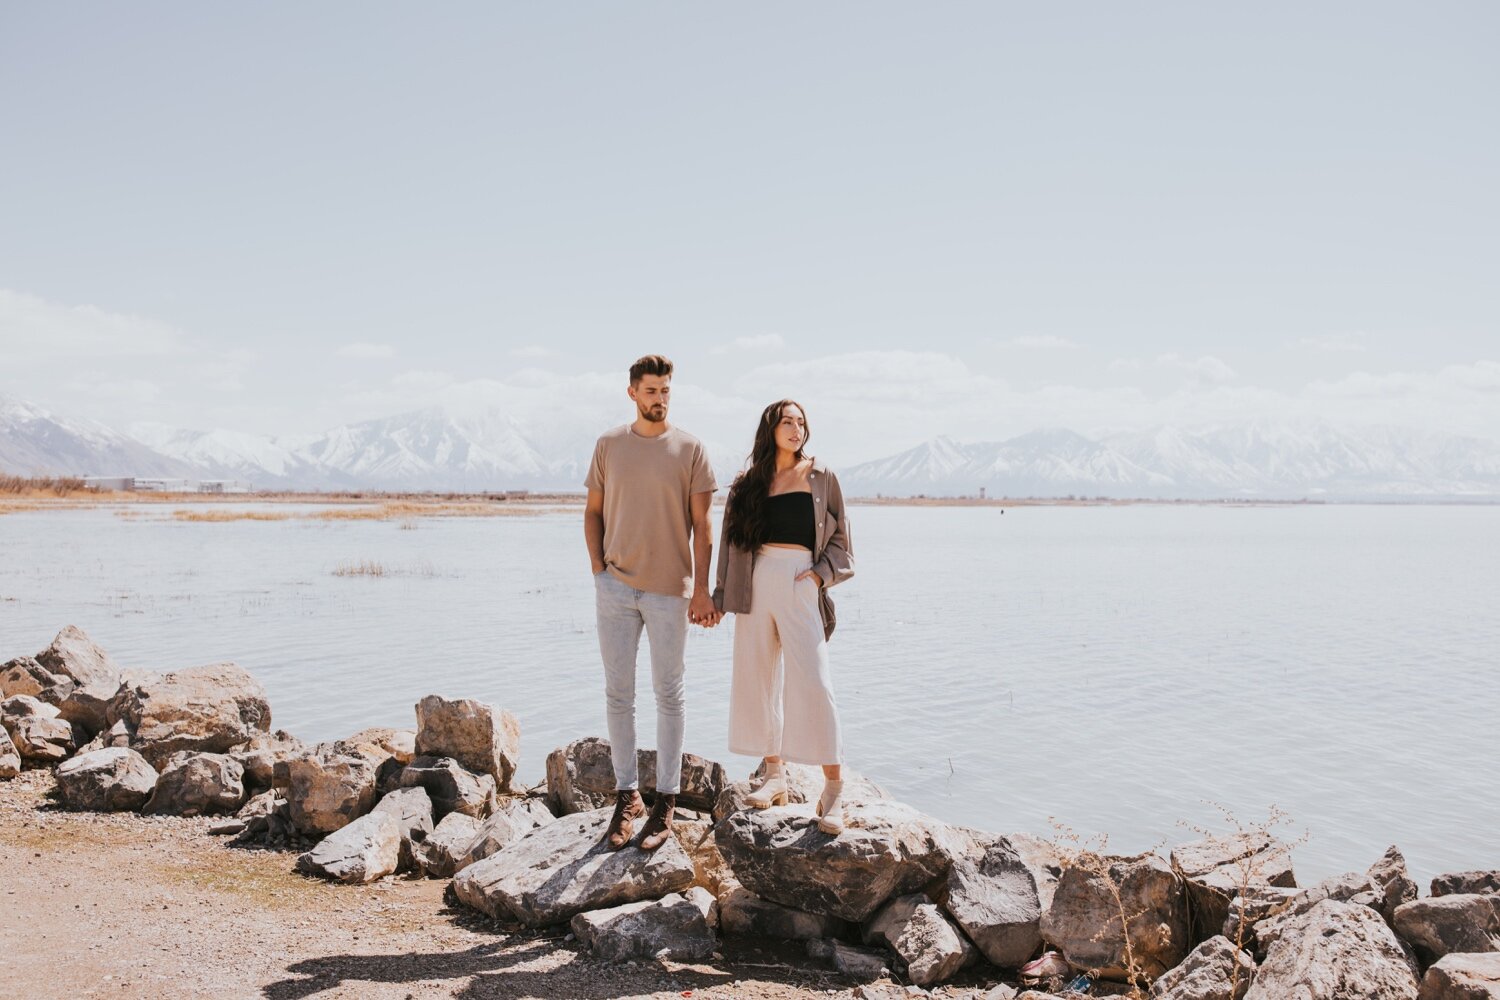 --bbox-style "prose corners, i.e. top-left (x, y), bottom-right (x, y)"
top-left (584, 354), bottom-right (718, 851)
